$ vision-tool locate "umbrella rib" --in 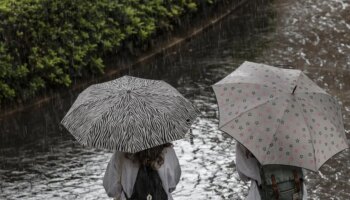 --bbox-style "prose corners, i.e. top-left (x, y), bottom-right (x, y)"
top-left (314, 145), bottom-right (349, 171)
top-left (62, 94), bottom-right (116, 121)
top-left (263, 64), bottom-right (292, 91)
top-left (288, 70), bottom-right (302, 94)
top-left (77, 95), bottom-right (125, 148)
top-left (214, 81), bottom-right (263, 86)
top-left (219, 94), bottom-right (281, 128)
top-left (295, 100), bottom-right (317, 170)
top-left (85, 97), bottom-right (136, 148)
top-left (292, 71), bottom-right (329, 95)
top-left (214, 82), bottom-right (279, 90)
top-left (293, 91), bottom-right (329, 96)
top-left (296, 94), bottom-right (342, 131)
top-left (263, 97), bottom-right (290, 165)
top-left (62, 93), bottom-right (117, 122)
top-left (61, 97), bottom-right (117, 146)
